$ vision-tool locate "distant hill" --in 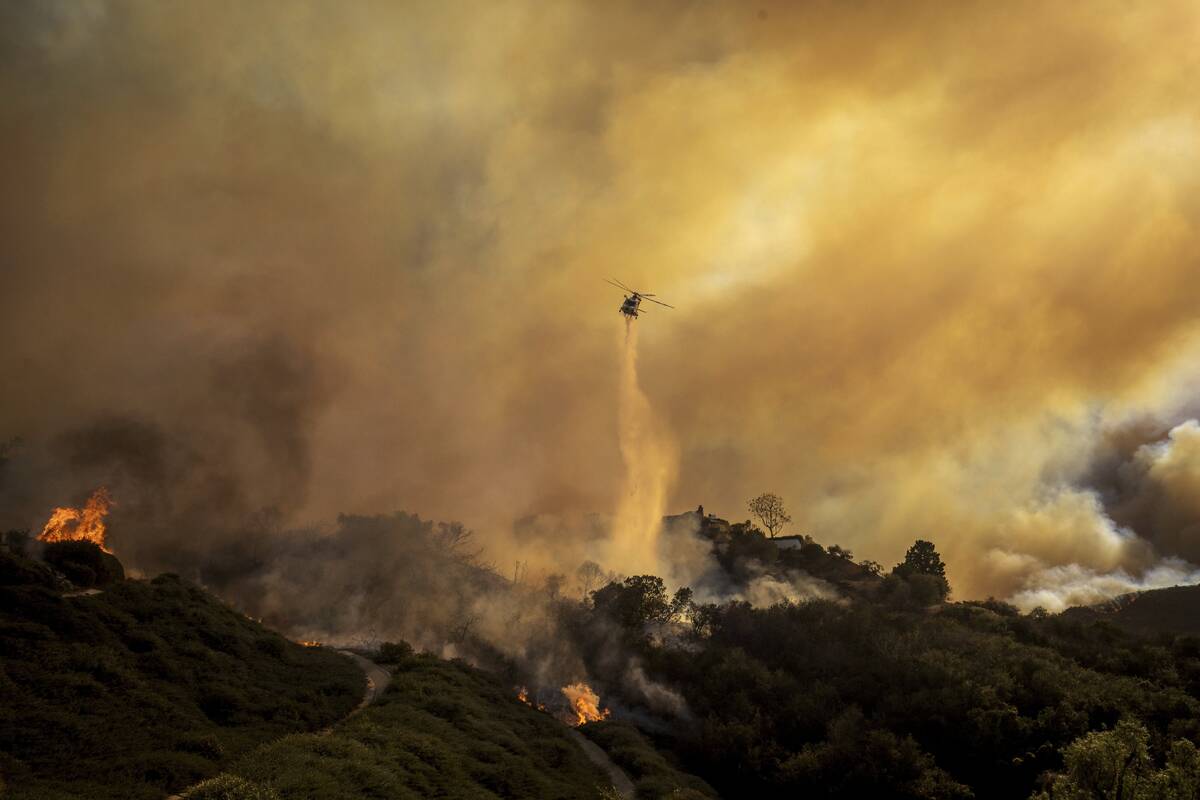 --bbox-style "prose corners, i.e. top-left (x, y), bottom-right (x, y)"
top-left (0, 545), bottom-right (364, 799)
top-left (1061, 583), bottom-right (1200, 636)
